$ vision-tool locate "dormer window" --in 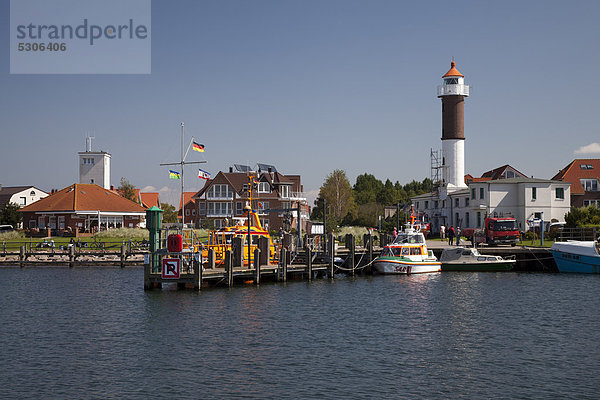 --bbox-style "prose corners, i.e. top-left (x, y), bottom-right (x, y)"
top-left (258, 182), bottom-right (270, 193)
top-left (580, 164), bottom-right (594, 170)
top-left (444, 78), bottom-right (458, 85)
